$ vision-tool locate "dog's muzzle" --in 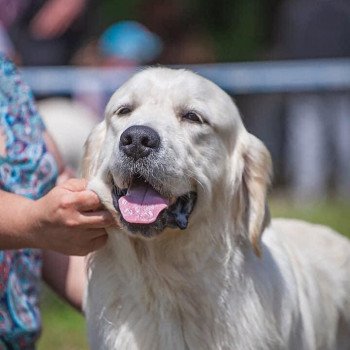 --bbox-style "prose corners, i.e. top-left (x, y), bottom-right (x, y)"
top-left (110, 125), bottom-right (197, 237)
